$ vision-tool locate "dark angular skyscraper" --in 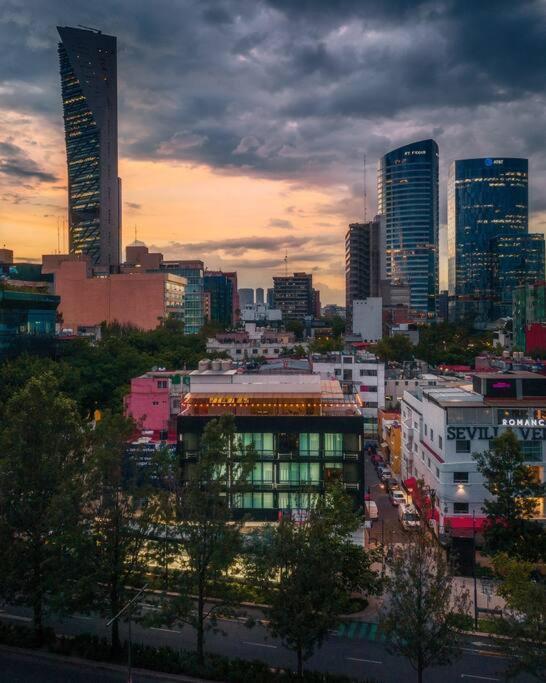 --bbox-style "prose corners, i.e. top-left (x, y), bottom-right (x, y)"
top-left (345, 217), bottom-right (381, 331)
top-left (378, 139), bottom-right (439, 316)
top-left (448, 158), bottom-right (544, 323)
top-left (58, 26), bottom-right (121, 270)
